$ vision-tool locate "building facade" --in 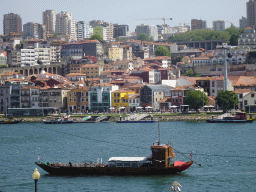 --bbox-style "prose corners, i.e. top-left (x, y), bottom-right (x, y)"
top-left (3, 13), bottom-right (22, 35)
top-left (56, 11), bottom-right (77, 40)
top-left (136, 24), bottom-right (158, 41)
top-left (42, 10), bottom-right (57, 35)
top-left (113, 24), bottom-right (129, 38)
top-left (247, 0), bottom-right (256, 28)
top-left (67, 87), bottom-right (89, 113)
top-left (213, 20), bottom-right (225, 31)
